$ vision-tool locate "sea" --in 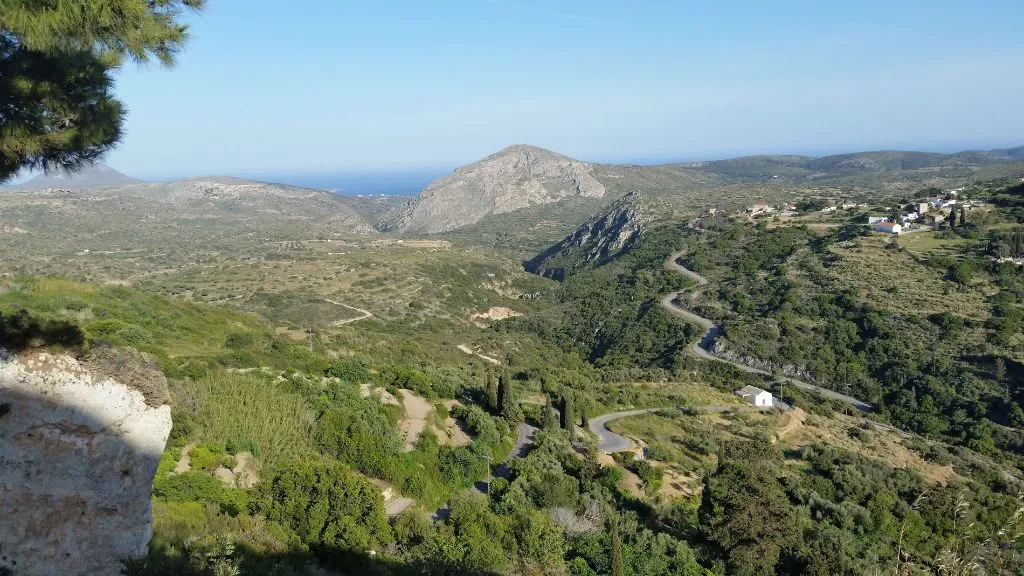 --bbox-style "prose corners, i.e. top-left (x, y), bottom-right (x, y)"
top-left (253, 169), bottom-right (449, 197)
